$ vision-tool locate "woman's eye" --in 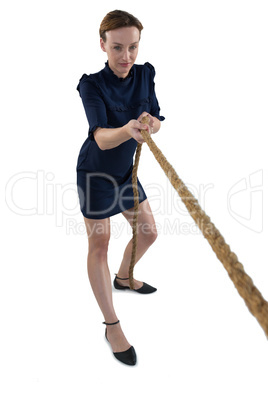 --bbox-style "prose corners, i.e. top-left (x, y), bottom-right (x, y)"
top-left (113, 45), bottom-right (137, 51)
